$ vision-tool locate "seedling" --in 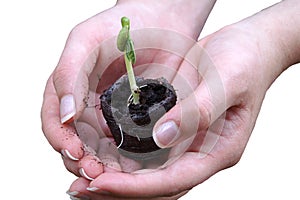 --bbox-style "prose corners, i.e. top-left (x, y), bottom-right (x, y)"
top-left (100, 17), bottom-right (177, 160)
top-left (117, 16), bottom-right (140, 104)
